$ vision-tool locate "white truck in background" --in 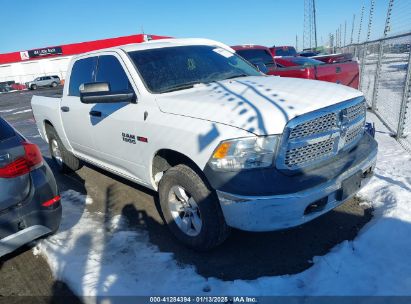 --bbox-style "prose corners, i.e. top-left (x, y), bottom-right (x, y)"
top-left (31, 38), bottom-right (378, 250)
